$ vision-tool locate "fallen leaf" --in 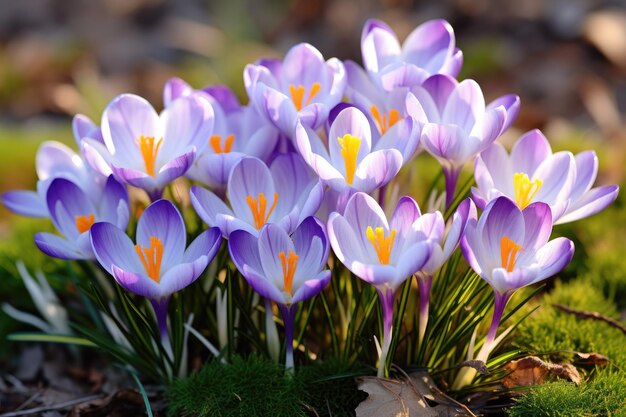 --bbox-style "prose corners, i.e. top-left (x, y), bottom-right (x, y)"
top-left (355, 377), bottom-right (438, 417)
top-left (502, 356), bottom-right (581, 388)
top-left (68, 389), bottom-right (146, 417)
top-left (574, 352), bottom-right (609, 366)
top-left (409, 372), bottom-right (474, 417)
